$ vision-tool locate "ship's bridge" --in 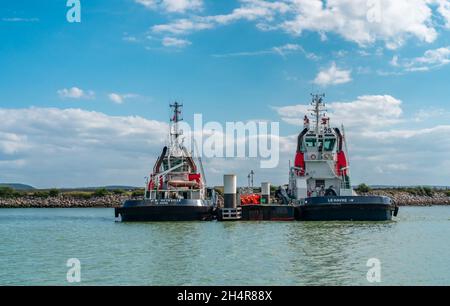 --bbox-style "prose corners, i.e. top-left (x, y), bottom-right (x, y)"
top-left (303, 131), bottom-right (338, 161)
top-left (289, 94), bottom-right (352, 200)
